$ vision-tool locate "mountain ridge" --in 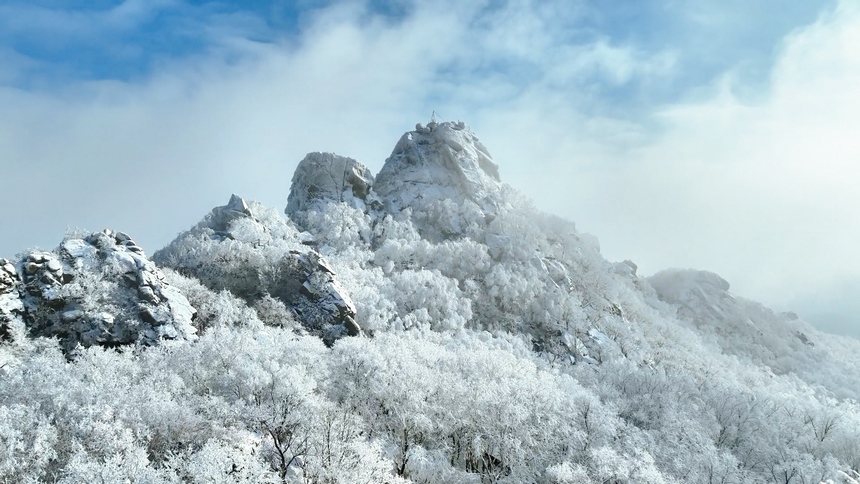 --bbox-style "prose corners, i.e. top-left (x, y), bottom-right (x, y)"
top-left (2, 120), bottom-right (860, 483)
